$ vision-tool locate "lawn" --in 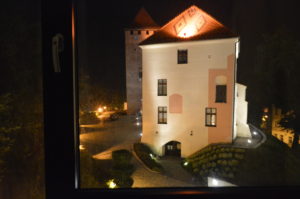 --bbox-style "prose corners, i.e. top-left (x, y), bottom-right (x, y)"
top-left (183, 134), bottom-right (300, 186)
